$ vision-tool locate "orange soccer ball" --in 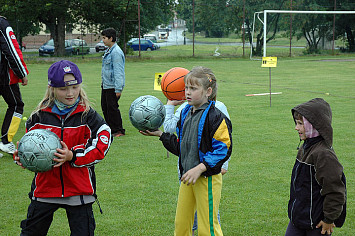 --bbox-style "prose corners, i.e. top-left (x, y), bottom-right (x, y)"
top-left (161, 67), bottom-right (189, 100)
